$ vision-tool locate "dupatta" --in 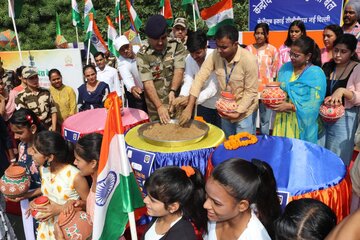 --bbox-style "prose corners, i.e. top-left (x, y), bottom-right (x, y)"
top-left (278, 62), bottom-right (326, 143)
